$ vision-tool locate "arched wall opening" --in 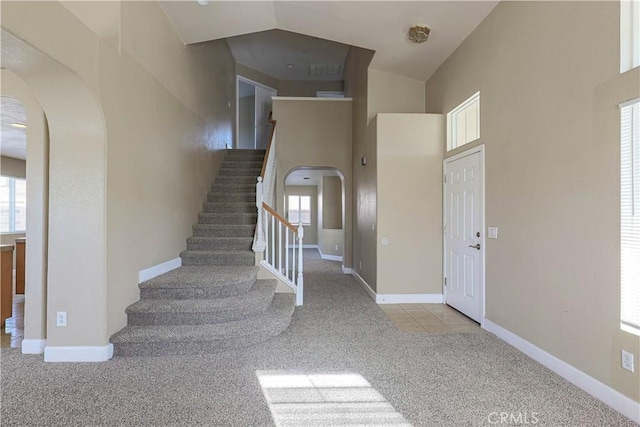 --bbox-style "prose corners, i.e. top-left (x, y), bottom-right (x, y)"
top-left (0, 70), bottom-right (49, 354)
top-left (271, 96), bottom-right (353, 272)
top-left (283, 166), bottom-right (349, 268)
top-left (1, 29), bottom-right (109, 360)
